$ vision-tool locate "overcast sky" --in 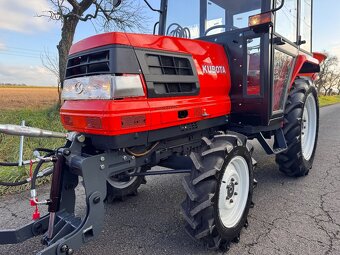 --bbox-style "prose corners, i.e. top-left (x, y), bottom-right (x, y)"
top-left (0, 0), bottom-right (339, 86)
